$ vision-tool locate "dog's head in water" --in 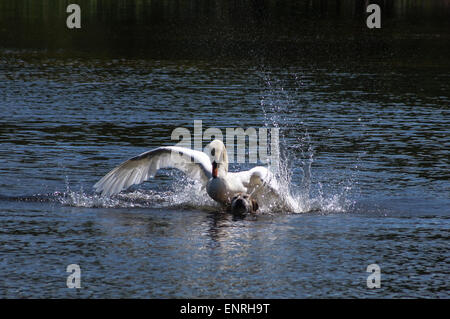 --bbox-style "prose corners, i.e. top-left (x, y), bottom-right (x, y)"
top-left (230, 193), bottom-right (259, 215)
